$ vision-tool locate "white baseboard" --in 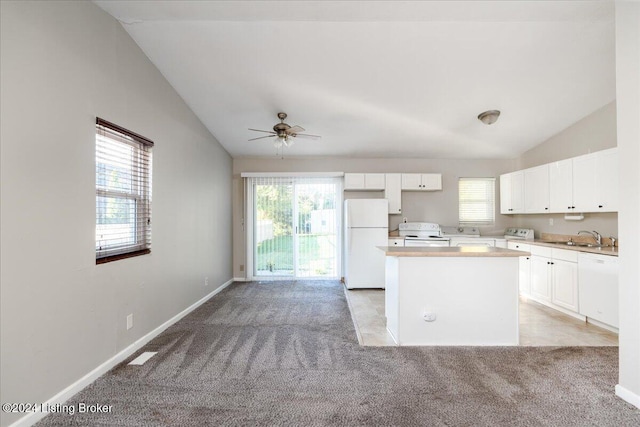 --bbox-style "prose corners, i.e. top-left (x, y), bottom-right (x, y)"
top-left (616, 384), bottom-right (640, 409)
top-left (8, 278), bottom-right (234, 427)
top-left (233, 276), bottom-right (248, 282)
